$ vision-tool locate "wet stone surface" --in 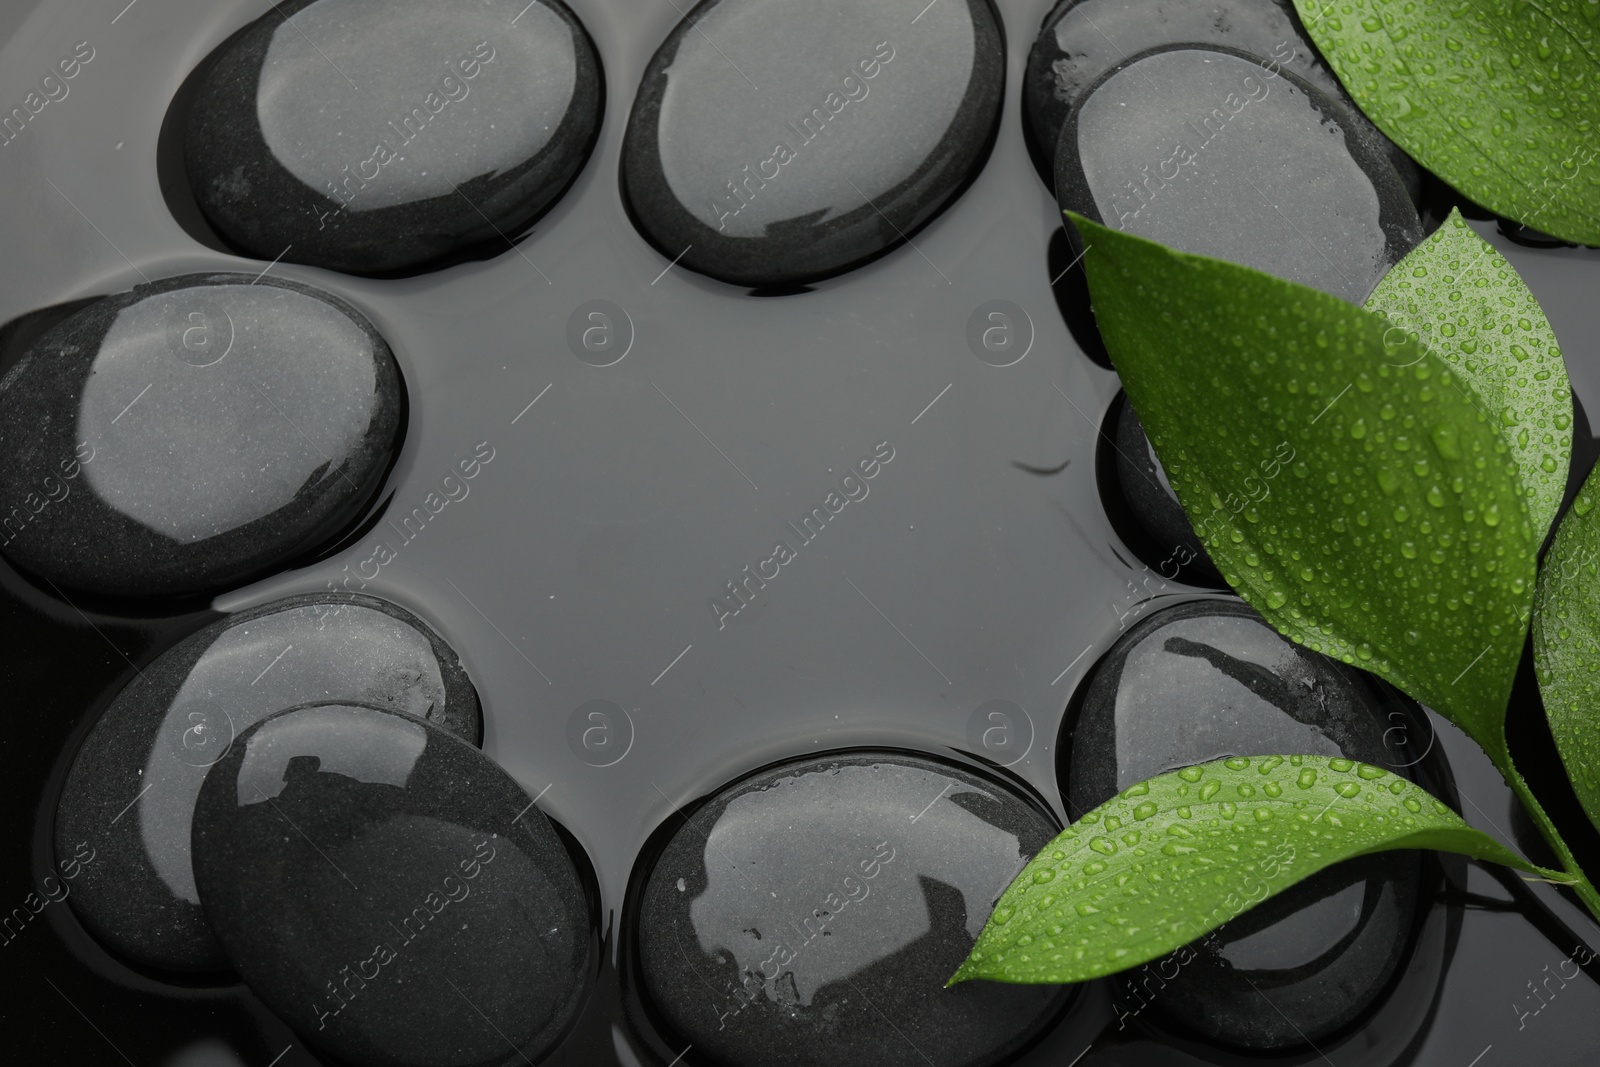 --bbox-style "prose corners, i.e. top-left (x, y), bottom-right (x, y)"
top-left (55, 593), bottom-right (480, 973)
top-left (184, 0), bottom-right (602, 276)
top-left (1055, 45), bottom-right (1423, 305)
top-left (0, 274), bottom-right (401, 598)
top-left (1111, 396), bottom-right (1223, 588)
top-left (1023, 0), bottom-right (1420, 200)
top-left (620, 0), bottom-right (1006, 288)
top-left (190, 702), bottom-right (592, 1067)
top-left (633, 751), bottom-right (1071, 1067)
top-left (1064, 599), bottom-right (1424, 1049)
